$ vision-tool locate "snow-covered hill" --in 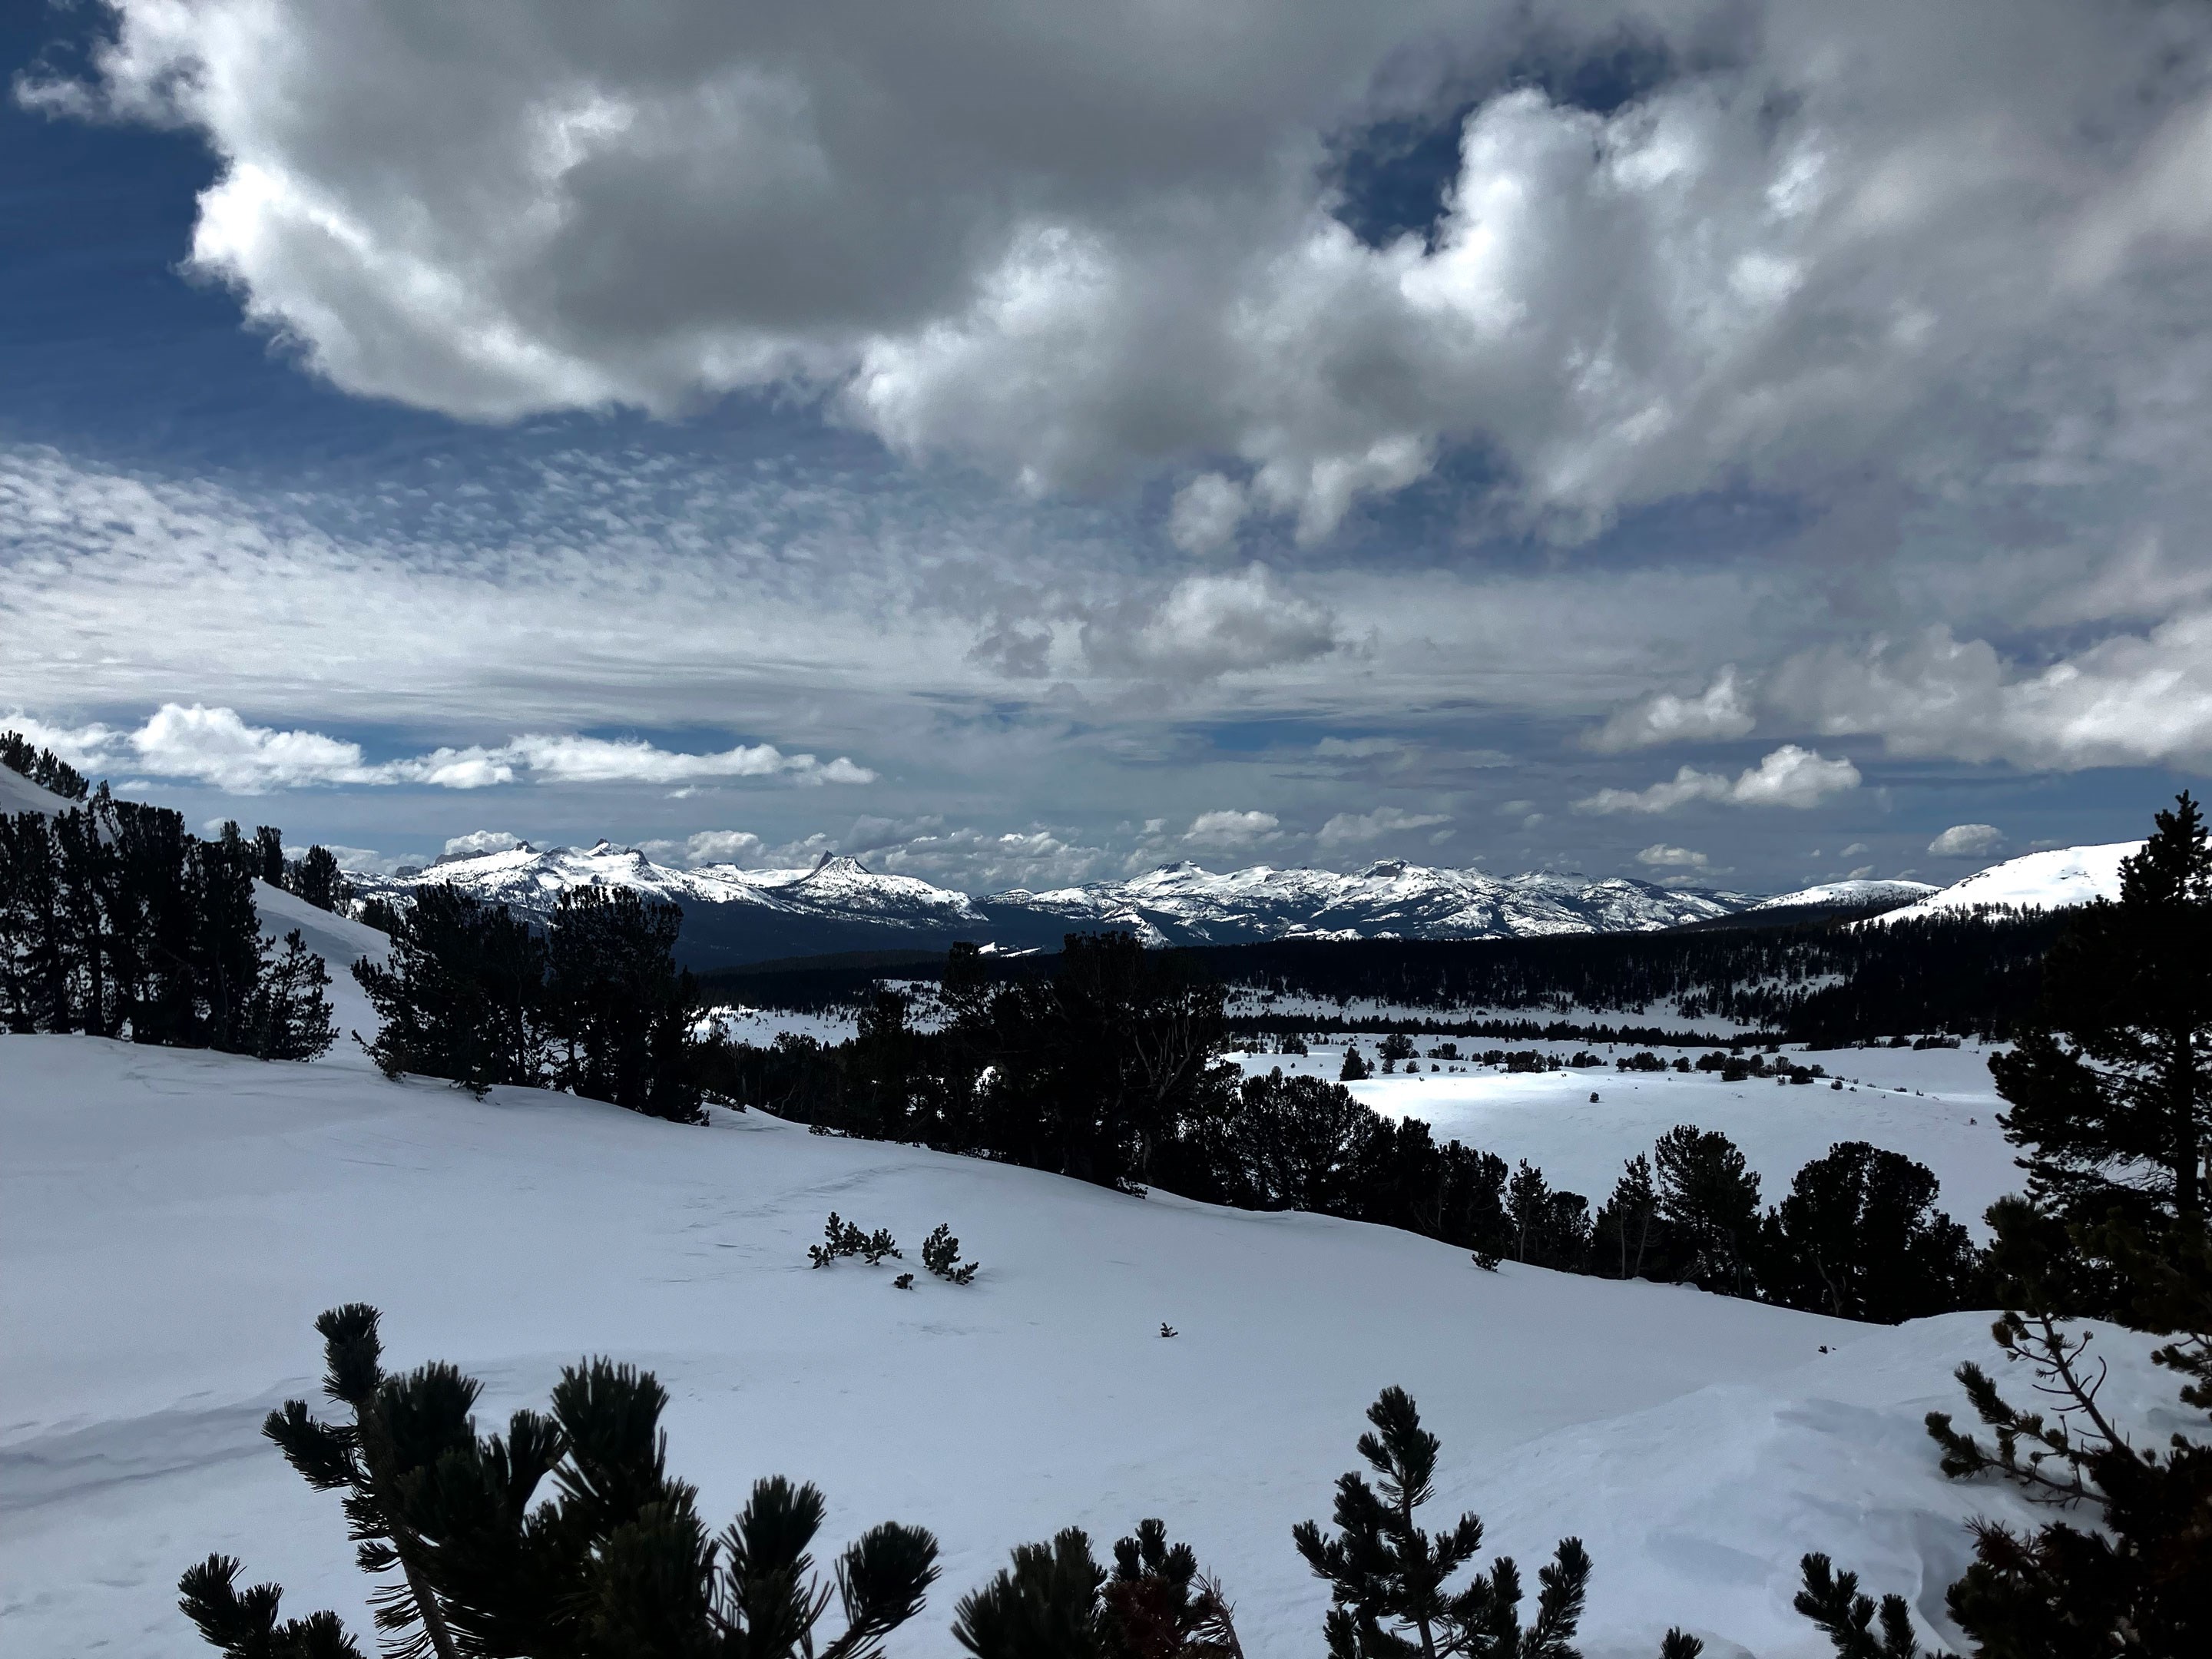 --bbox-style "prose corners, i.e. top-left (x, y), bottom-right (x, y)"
top-left (1750, 878), bottom-right (1937, 912)
top-left (1870, 842), bottom-right (2139, 925)
top-left (2, 1033), bottom-right (2161, 1659)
